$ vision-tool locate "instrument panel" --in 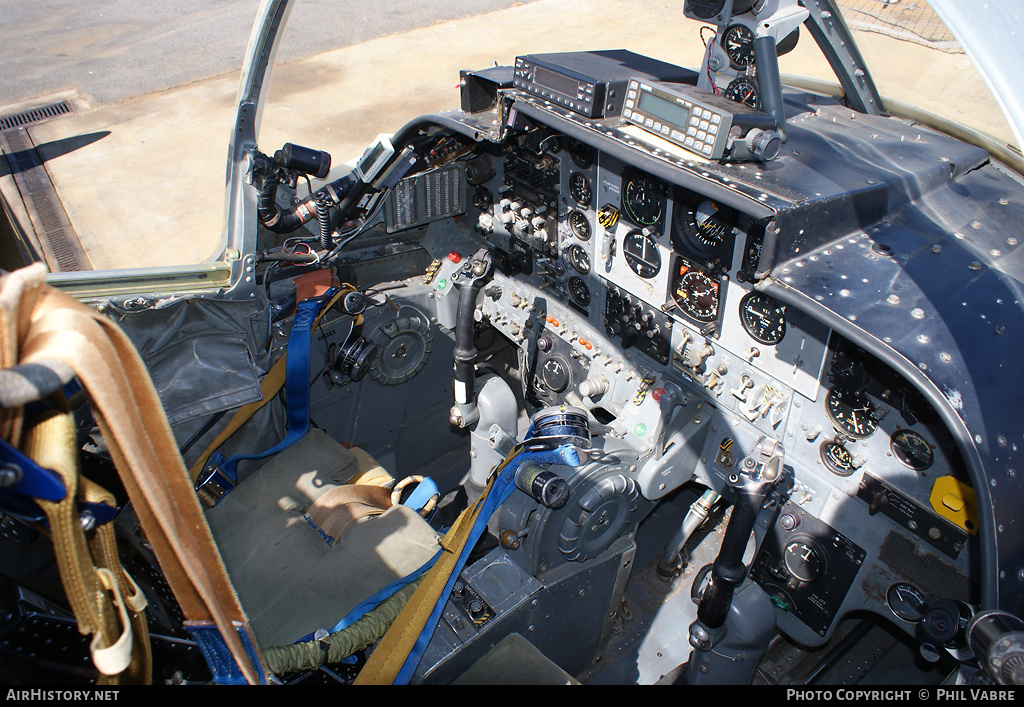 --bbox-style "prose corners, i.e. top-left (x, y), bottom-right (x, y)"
top-left (446, 119), bottom-right (974, 648)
